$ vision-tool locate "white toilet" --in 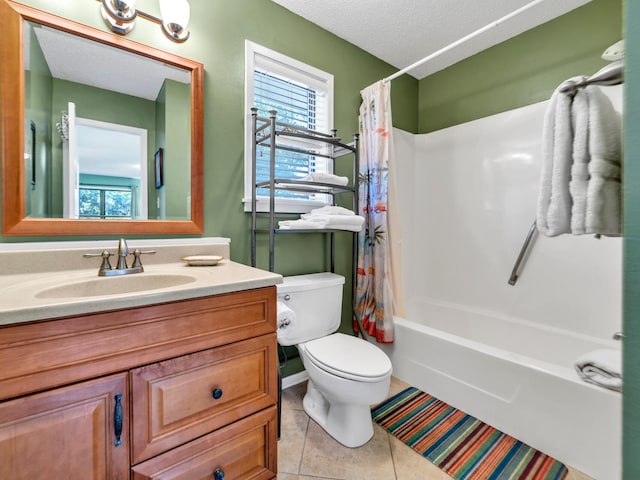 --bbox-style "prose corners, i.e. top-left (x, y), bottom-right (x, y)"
top-left (277, 272), bottom-right (392, 448)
